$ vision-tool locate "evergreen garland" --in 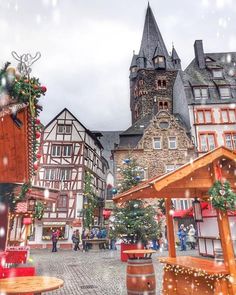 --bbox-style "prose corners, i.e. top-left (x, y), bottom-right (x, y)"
top-left (33, 201), bottom-right (44, 220)
top-left (208, 180), bottom-right (236, 212)
top-left (83, 171), bottom-right (99, 229)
